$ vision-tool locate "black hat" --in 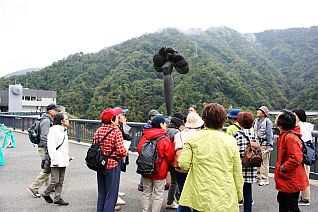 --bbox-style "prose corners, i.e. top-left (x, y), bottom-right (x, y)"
top-left (151, 115), bottom-right (165, 128)
top-left (47, 103), bottom-right (57, 111)
top-left (171, 112), bottom-right (185, 127)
